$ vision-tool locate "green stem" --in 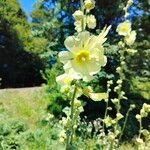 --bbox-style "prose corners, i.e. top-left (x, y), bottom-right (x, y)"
top-left (65, 133), bottom-right (70, 150)
top-left (65, 85), bottom-right (77, 149)
top-left (80, 0), bottom-right (84, 11)
top-left (138, 118), bottom-right (142, 138)
top-left (118, 108), bottom-right (130, 142)
top-left (109, 141), bottom-right (114, 150)
top-left (103, 99), bottom-right (109, 130)
top-left (80, 0), bottom-right (85, 32)
top-left (70, 86), bottom-right (77, 142)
